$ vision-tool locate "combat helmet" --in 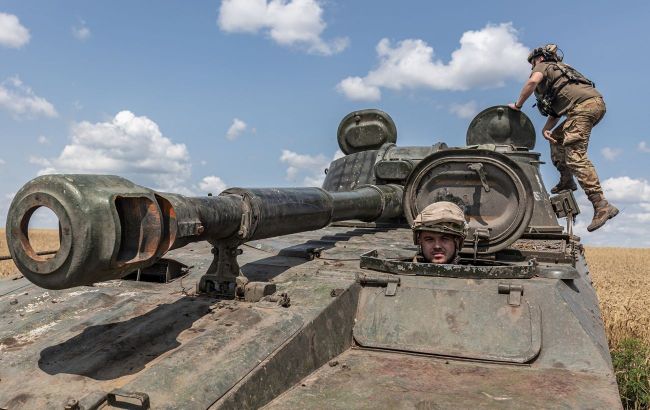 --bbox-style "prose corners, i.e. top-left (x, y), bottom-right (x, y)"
top-left (411, 201), bottom-right (468, 247)
top-left (527, 44), bottom-right (563, 63)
